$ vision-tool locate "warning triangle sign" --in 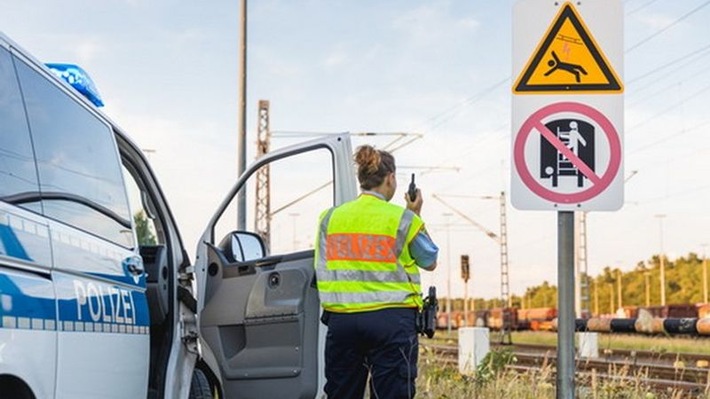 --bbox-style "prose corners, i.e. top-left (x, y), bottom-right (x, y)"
top-left (513, 2), bottom-right (623, 94)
